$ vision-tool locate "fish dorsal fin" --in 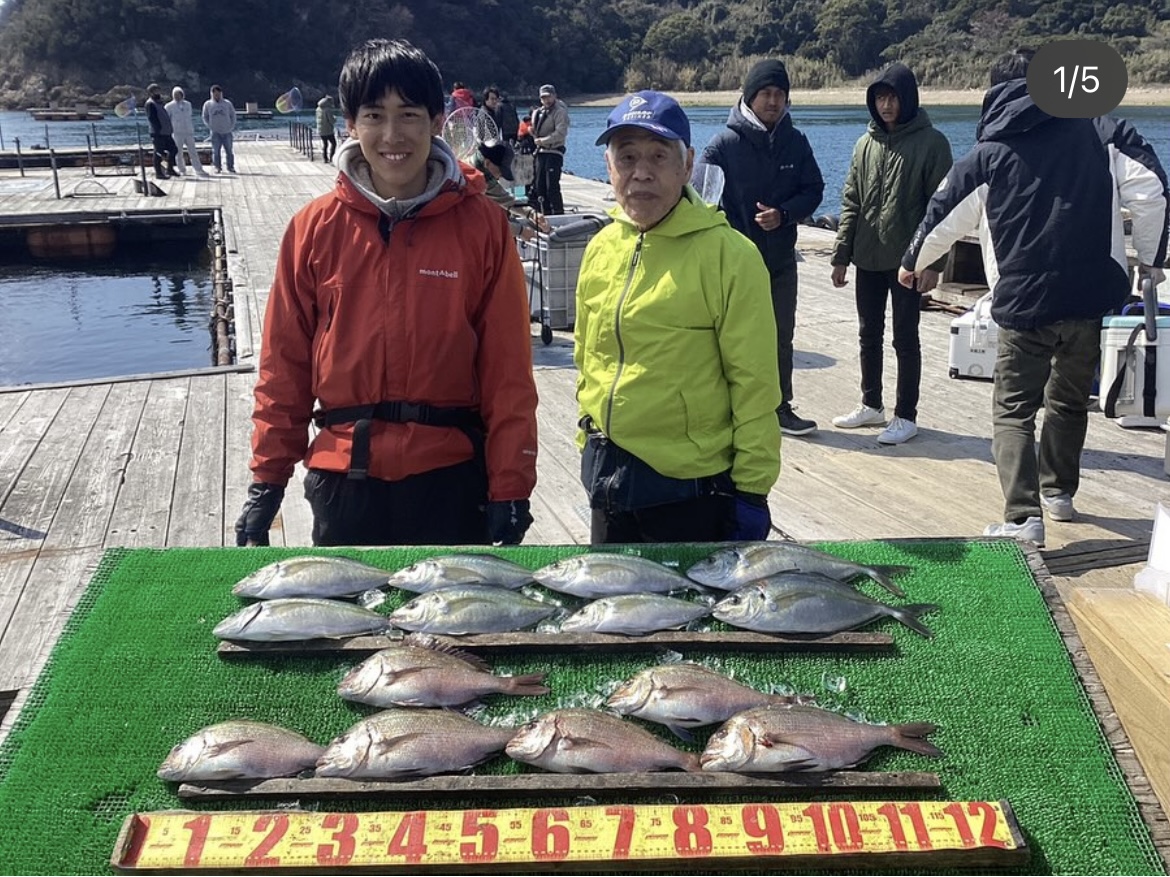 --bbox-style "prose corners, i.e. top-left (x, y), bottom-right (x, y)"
top-left (404, 632), bottom-right (489, 672)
